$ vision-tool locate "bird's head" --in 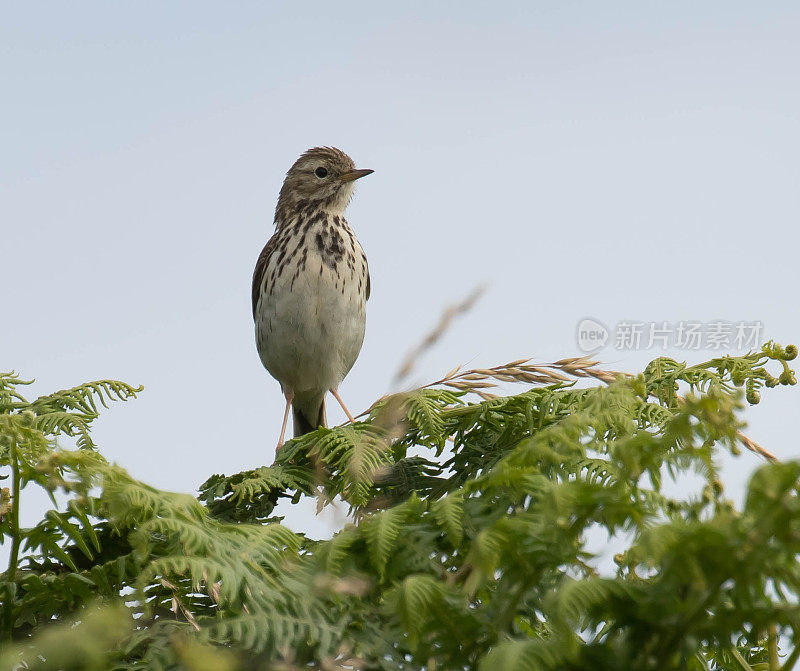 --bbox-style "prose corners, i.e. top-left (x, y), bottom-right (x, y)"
top-left (275, 147), bottom-right (373, 222)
